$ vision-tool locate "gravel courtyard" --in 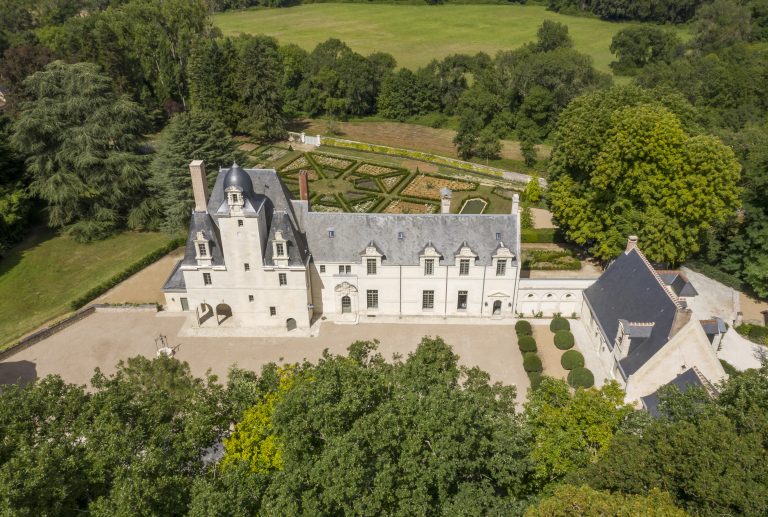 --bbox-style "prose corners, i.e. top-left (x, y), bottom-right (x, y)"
top-left (0, 311), bottom-right (530, 405)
